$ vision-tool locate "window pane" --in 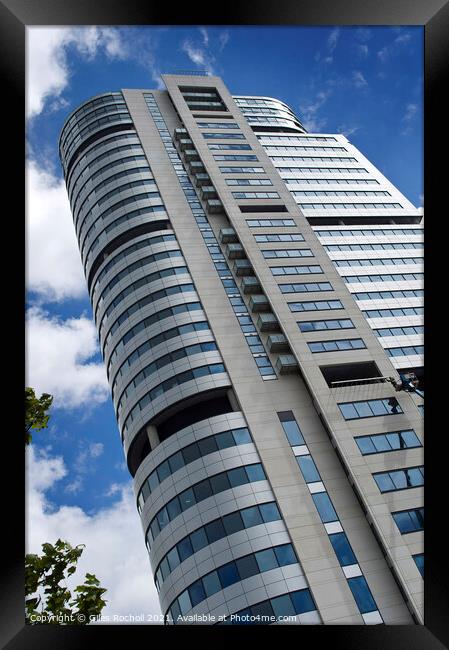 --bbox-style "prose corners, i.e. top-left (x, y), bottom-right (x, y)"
top-left (168, 451), bottom-right (184, 473)
top-left (339, 403), bottom-right (358, 420)
top-left (354, 402), bottom-right (372, 418)
top-left (179, 488), bottom-right (195, 511)
top-left (245, 464), bottom-right (266, 482)
top-left (259, 502), bottom-right (281, 523)
top-left (281, 420), bottom-right (305, 445)
top-left (193, 479), bottom-right (213, 502)
top-left (218, 562), bottom-right (240, 588)
top-left (209, 472), bottom-right (231, 494)
top-left (401, 430), bottom-right (421, 448)
top-left (216, 431), bottom-right (235, 449)
top-left (203, 571), bottom-right (222, 597)
top-left (413, 554), bottom-right (424, 577)
top-left (393, 511), bottom-right (414, 534)
top-left (167, 547), bottom-right (180, 571)
top-left (188, 579), bottom-right (206, 607)
top-left (355, 437), bottom-right (376, 455)
top-left (290, 589), bottom-right (316, 614)
top-left (190, 528), bottom-right (208, 553)
top-left (274, 544), bottom-right (297, 566)
top-left (157, 460), bottom-right (171, 482)
top-left (312, 492), bottom-right (338, 522)
top-left (254, 548), bottom-right (278, 572)
top-left (182, 443), bottom-right (201, 464)
top-left (390, 470), bottom-right (408, 489)
top-left (223, 511), bottom-right (244, 535)
top-left (198, 436), bottom-right (219, 456)
top-left (228, 466), bottom-right (248, 487)
top-left (329, 533), bottom-right (357, 566)
top-left (271, 594), bottom-right (296, 617)
top-left (177, 590), bottom-right (192, 616)
top-left (232, 427), bottom-right (252, 445)
top-left (372, 435), bottom-right (391, 452)
top-left (241, 506), bottom-right (263, 528)
top-left (236, 555), bottom-right (260, 580)
top-left (297, 455), bottom-right (321, 483)
top-left (347, 576), bottom-right (377, 614)
top-left (177, 537), bottom-right (194, 562)
top-left (407, 468), bottom-right (424, 487)
top-left (373, 473), bottom-right (395, 492)
top-left (205, 519), bottom-right (226, 544)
